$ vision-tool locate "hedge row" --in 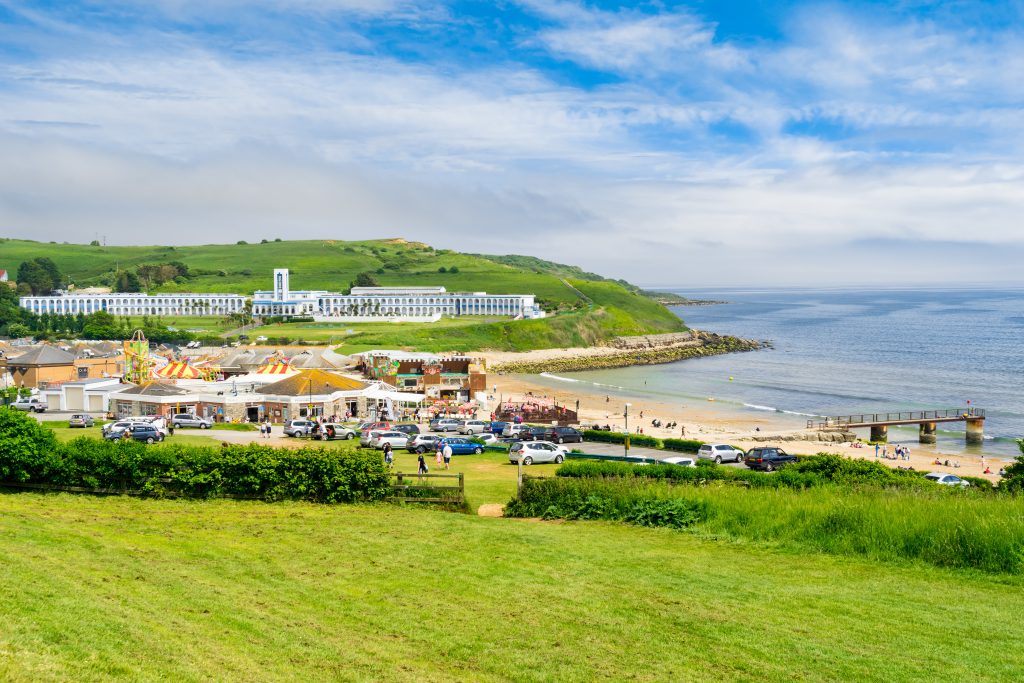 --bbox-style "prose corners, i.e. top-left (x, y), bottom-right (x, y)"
top-left (583, 430), bottom-right (713, 454)
top-left (0, 408), bottom-right (390, 502)
top-left (555, 454), bottom-right (964, 490)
